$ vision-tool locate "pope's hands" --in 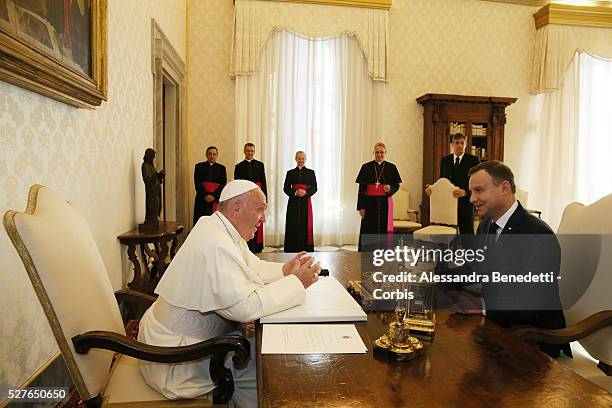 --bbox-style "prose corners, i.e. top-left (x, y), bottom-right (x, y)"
top-left (282, 251), bottom-right (321, 289)
top-left (359, 209), bottom-right (365, 218)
